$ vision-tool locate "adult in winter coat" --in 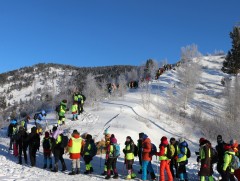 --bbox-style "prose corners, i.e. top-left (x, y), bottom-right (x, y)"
top-left (169, 137), bottom-right (179, 179)
top-left (215, 135), bottom-right (225, 180)
top-left (82, 134), bottom-right (95, 174)
top-left (105, 135), bottom-right (119, 179)
top-left (67, 129), bottom-right (83, 175)
top-left (73, 92), bottom-right (84, 114)
top-left (177, 138), bottom-right (189, 181)
top-left (58, 100), bottom-right (68, 125)
top-left (141, 134), bottom-right (156, 181)
top-left (222, 143), bottom-right (235, 181)
top-left (27, 126), bottom-right (40, 167)
top-left (198, 138), bottom-right (214, 181)
top-left (15, 126), bottom-right (28, 165)
top-left (51, 126), bottom-right (67, 172)
top-left (137, 132), bottom-right (144, 174)
top-left (156, 136), bottom-right (173, 181)
top-left (123, 136), bottom-right (136, 180)
top-left (8, 119), bottom-right (18, 150)
top-left (42, 131), bottom-right (52, 169)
